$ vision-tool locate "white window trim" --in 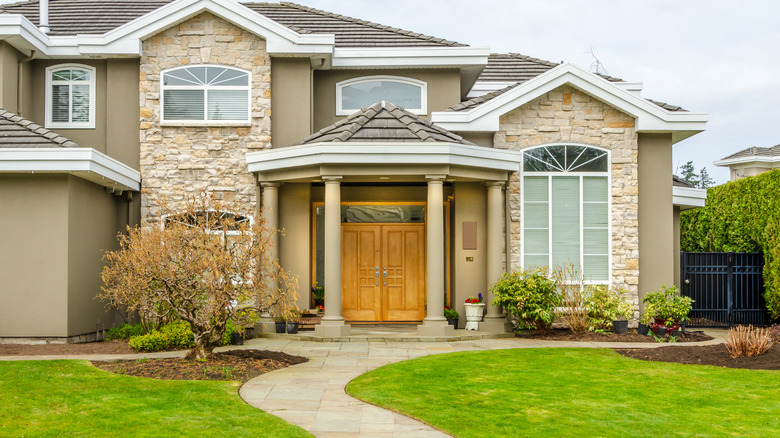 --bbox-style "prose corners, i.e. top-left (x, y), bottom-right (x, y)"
top-left (160, 64), bottom-right (252, 126)
top-left (45, 64), bottom-right (96, 129)
top-left (520, 143), bottom-right (613, 285)
top-left (162, 209), bottom-right (254, 236)
top-left (335, 75), bottom-right (427, 116)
